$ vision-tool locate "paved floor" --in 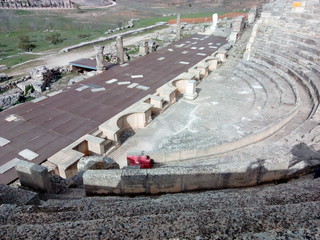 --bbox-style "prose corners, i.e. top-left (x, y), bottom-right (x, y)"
top-left (0, 34), bottom-right (227, 184)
